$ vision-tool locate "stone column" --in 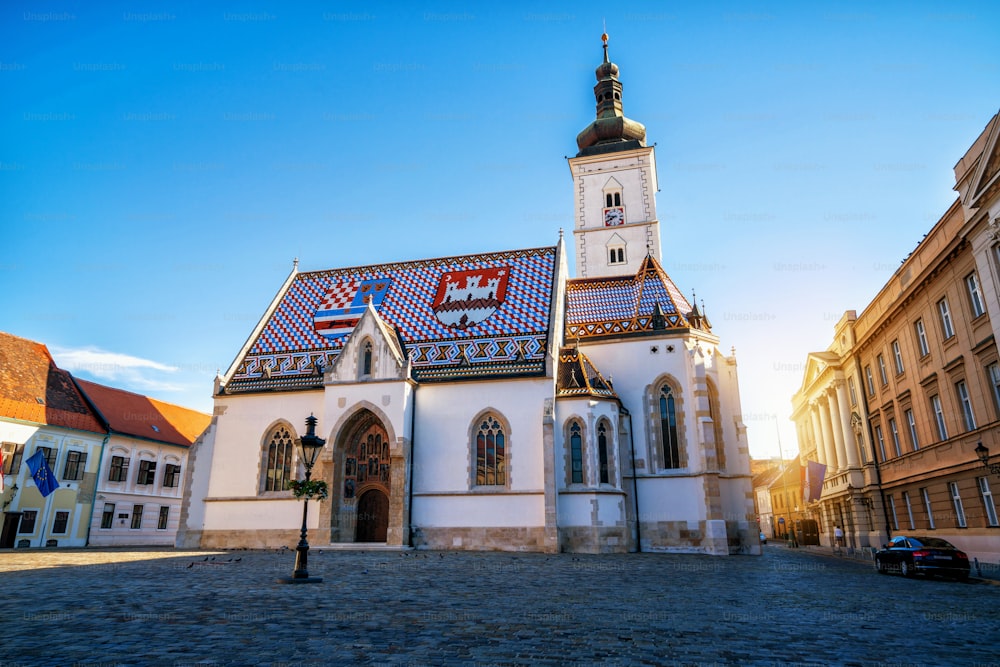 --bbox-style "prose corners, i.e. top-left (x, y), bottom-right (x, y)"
top-left (809, 403), bottom-right (826, 467)
top-left (817, 397), bottom-right (838, 472)
top-left (835, 380), bottom-right (860, 468)
top-left (827, 387), bottom-right (848, 473)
